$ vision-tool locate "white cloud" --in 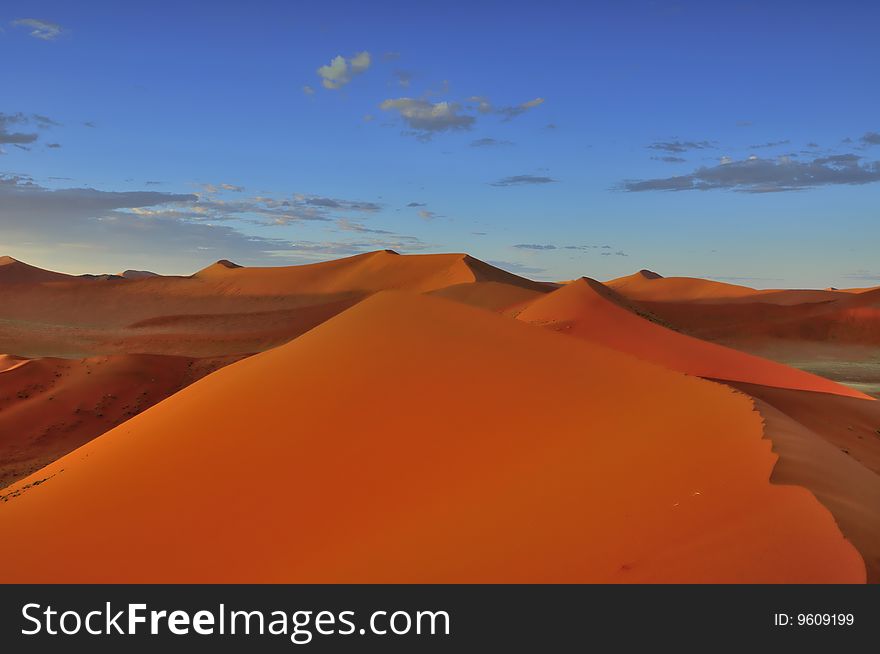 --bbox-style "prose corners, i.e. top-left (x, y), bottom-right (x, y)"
top-left (317, 51), bottom-right (372, 90)
top-left (379, 98), bottom-right (474, 138)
